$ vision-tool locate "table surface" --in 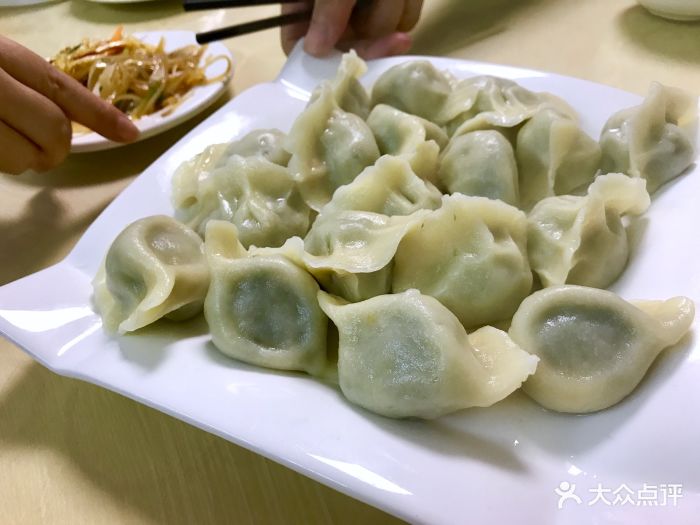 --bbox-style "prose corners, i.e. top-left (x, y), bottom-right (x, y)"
top-left (1, 1), bottom-right (699, 523)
